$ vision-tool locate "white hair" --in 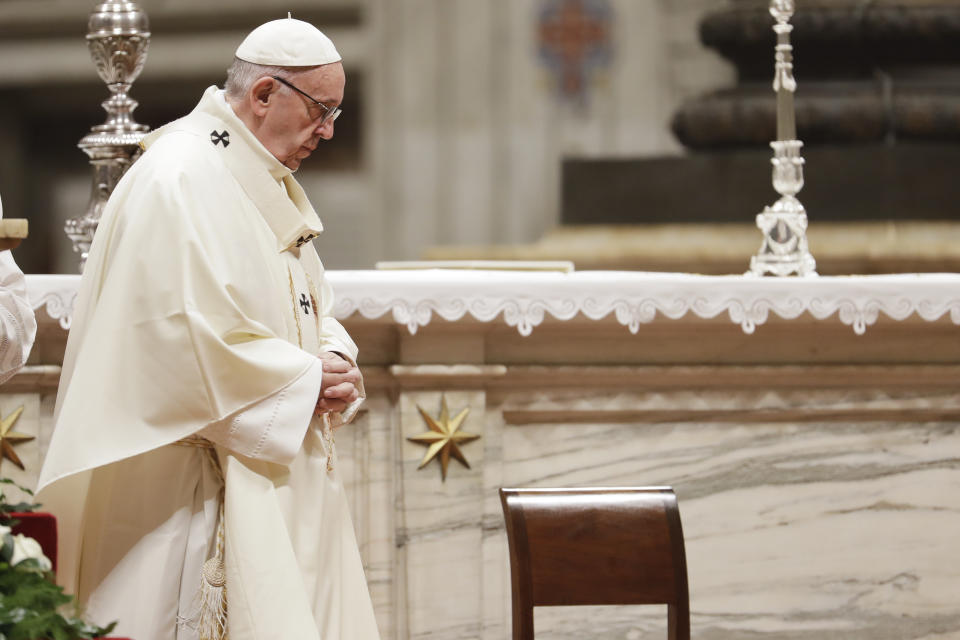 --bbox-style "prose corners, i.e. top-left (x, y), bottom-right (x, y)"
top-left (224, 58), bottom-right (315, 100)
